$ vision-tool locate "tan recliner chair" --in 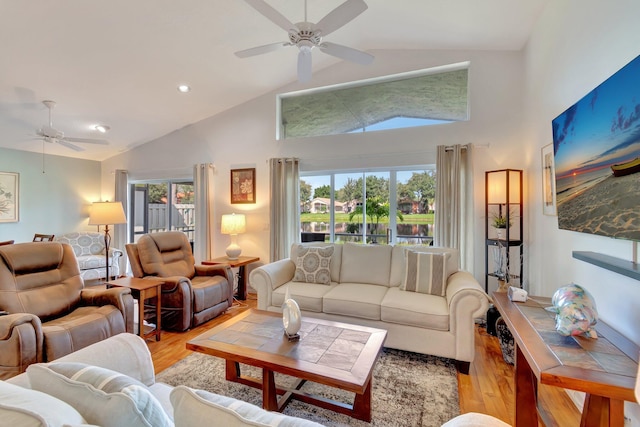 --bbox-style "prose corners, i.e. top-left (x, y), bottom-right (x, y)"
top-left (0, 242), bottom-right (134, 379)
top-left (126, 231), bottom-right (233, 331)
